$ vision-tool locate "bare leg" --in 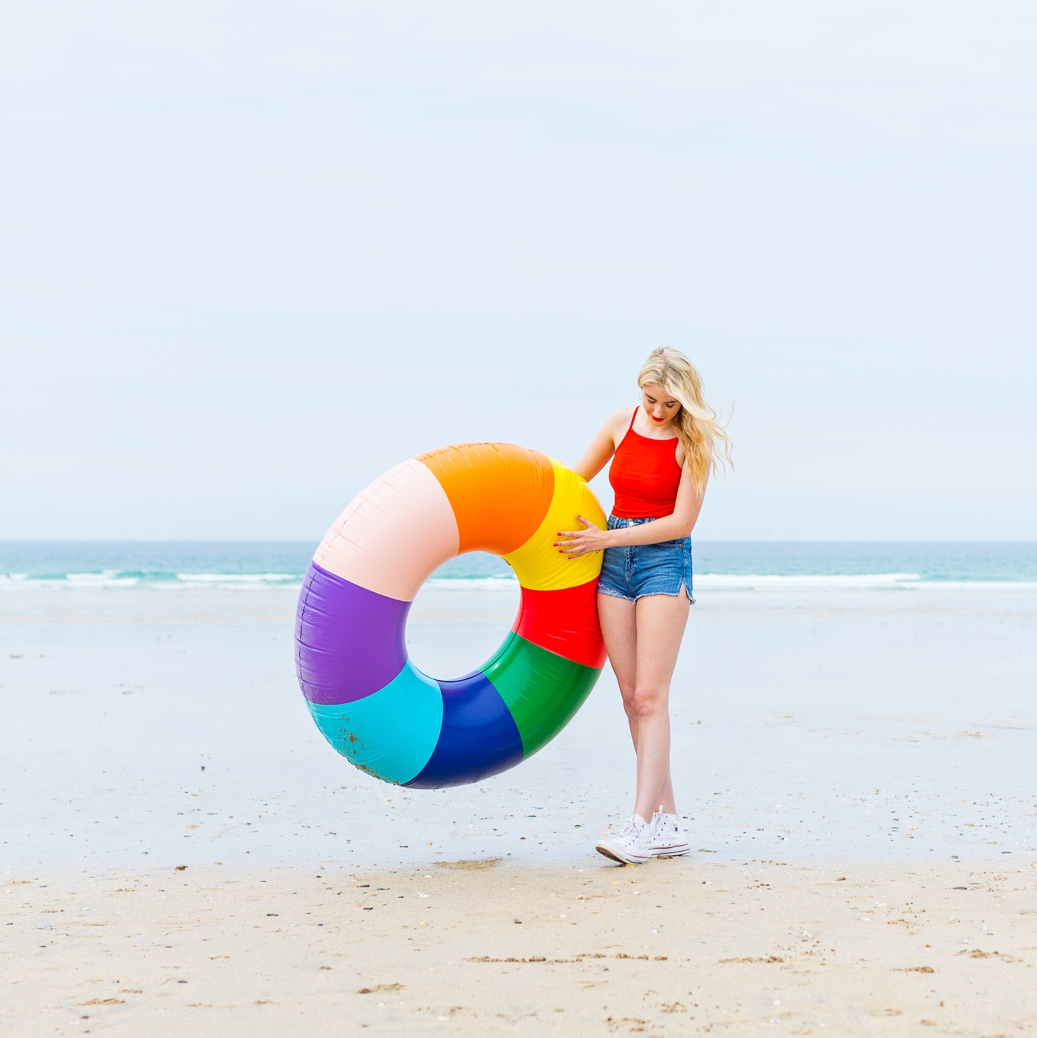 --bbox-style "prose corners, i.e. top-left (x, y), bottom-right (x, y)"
top-left (598, 590), bottom-right (689, 821)
top-left (597, 593), bottom-right (638, 747)
top-left (632, 592), bottom-right (689, 818)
